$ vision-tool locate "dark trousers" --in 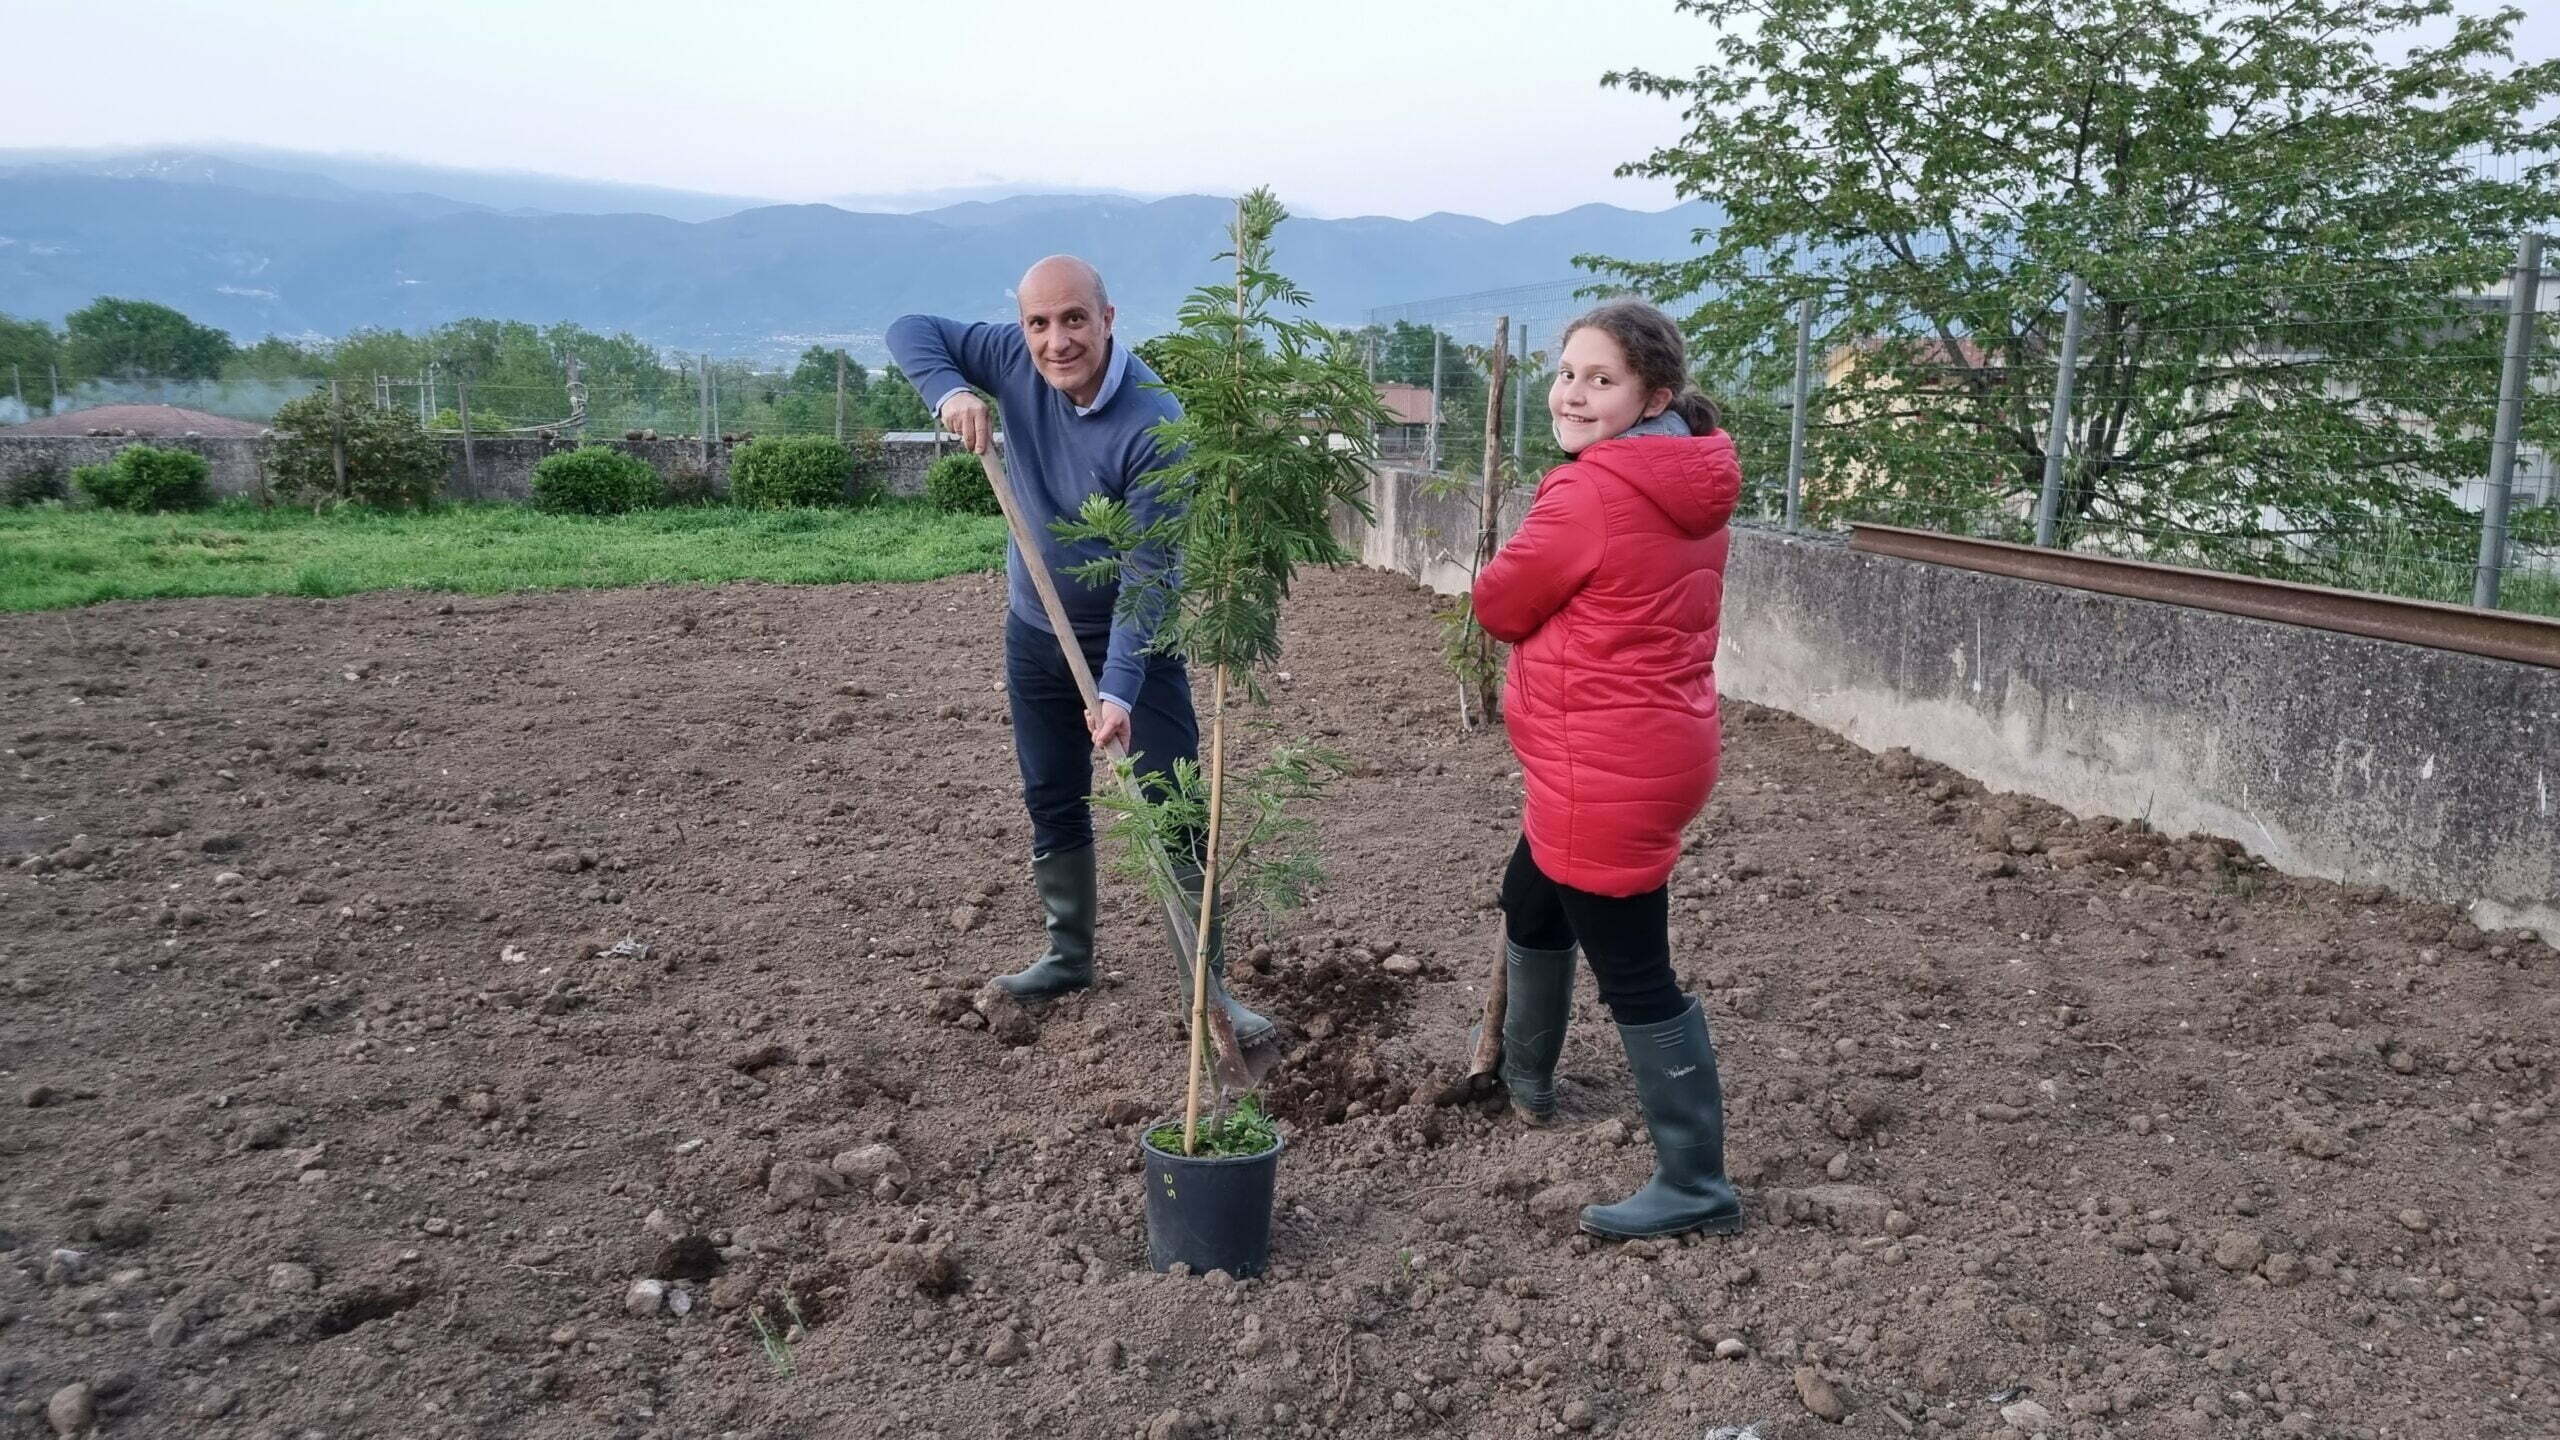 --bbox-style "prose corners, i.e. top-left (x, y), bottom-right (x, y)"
top-left (1005, 613), bottom-right (1199, 858)
top-left (1500, 834), bottom-right (1685, 1025)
